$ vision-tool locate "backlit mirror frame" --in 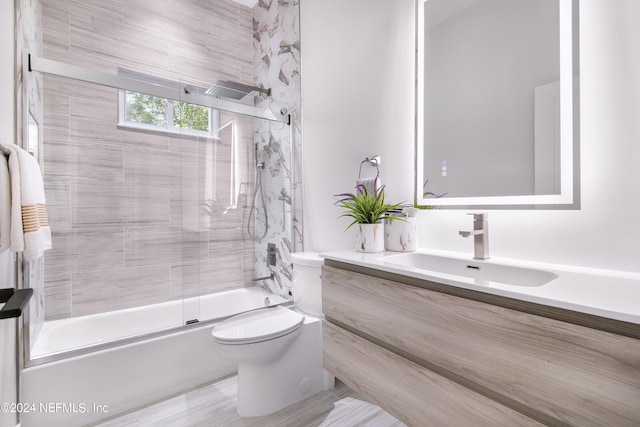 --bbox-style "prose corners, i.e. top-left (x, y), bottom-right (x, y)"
top-left (415, 0), bottom-right (579, 208)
